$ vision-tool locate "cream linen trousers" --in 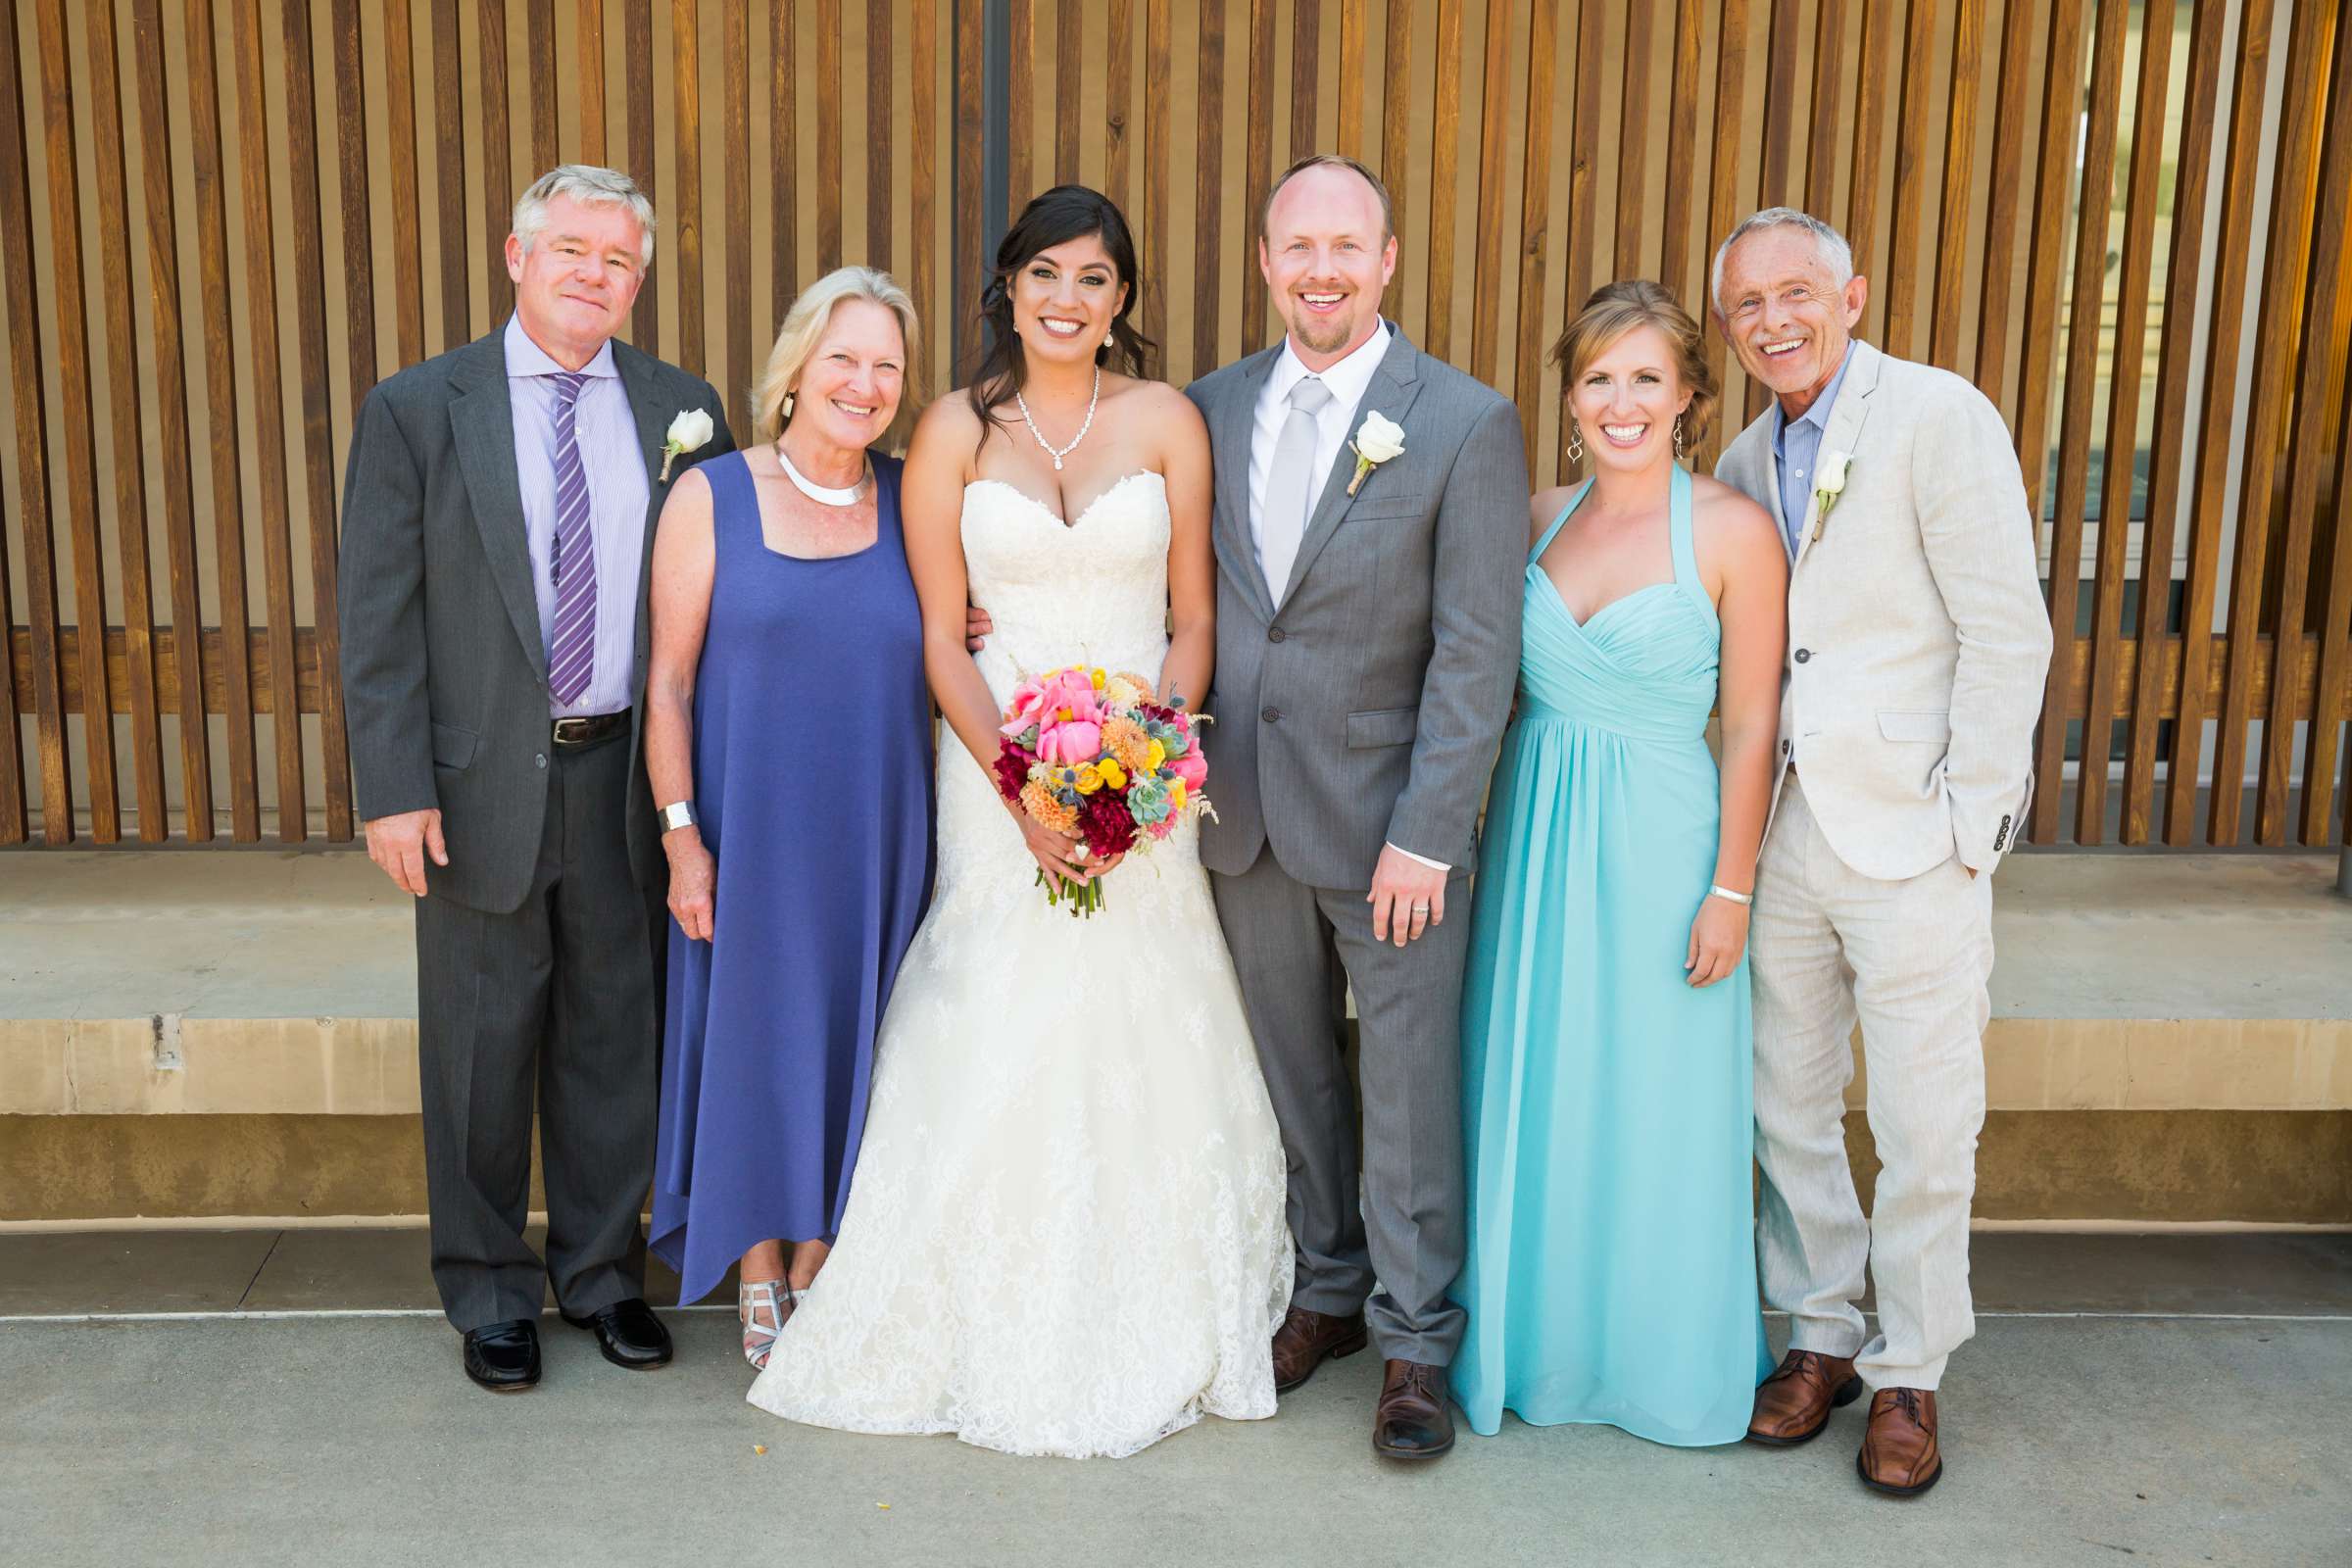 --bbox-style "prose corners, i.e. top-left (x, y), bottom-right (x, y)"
top-left (1750, 772), bottom-right (1993, 1392)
